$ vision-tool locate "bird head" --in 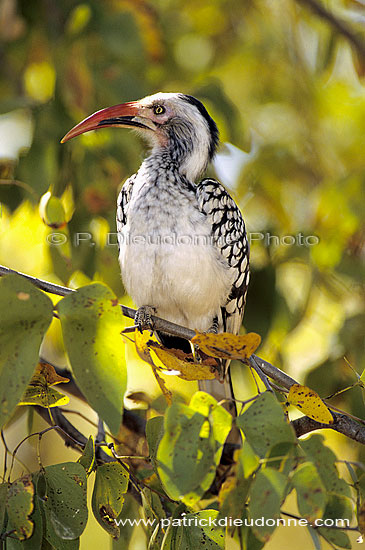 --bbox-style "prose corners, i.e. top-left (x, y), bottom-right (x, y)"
top-left (61, 92), bottom-right (219, 181)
